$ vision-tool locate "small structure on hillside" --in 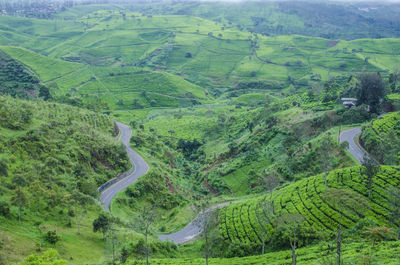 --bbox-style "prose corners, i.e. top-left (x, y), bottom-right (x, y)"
top-left (341, 98), bottom-right (357, 108)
